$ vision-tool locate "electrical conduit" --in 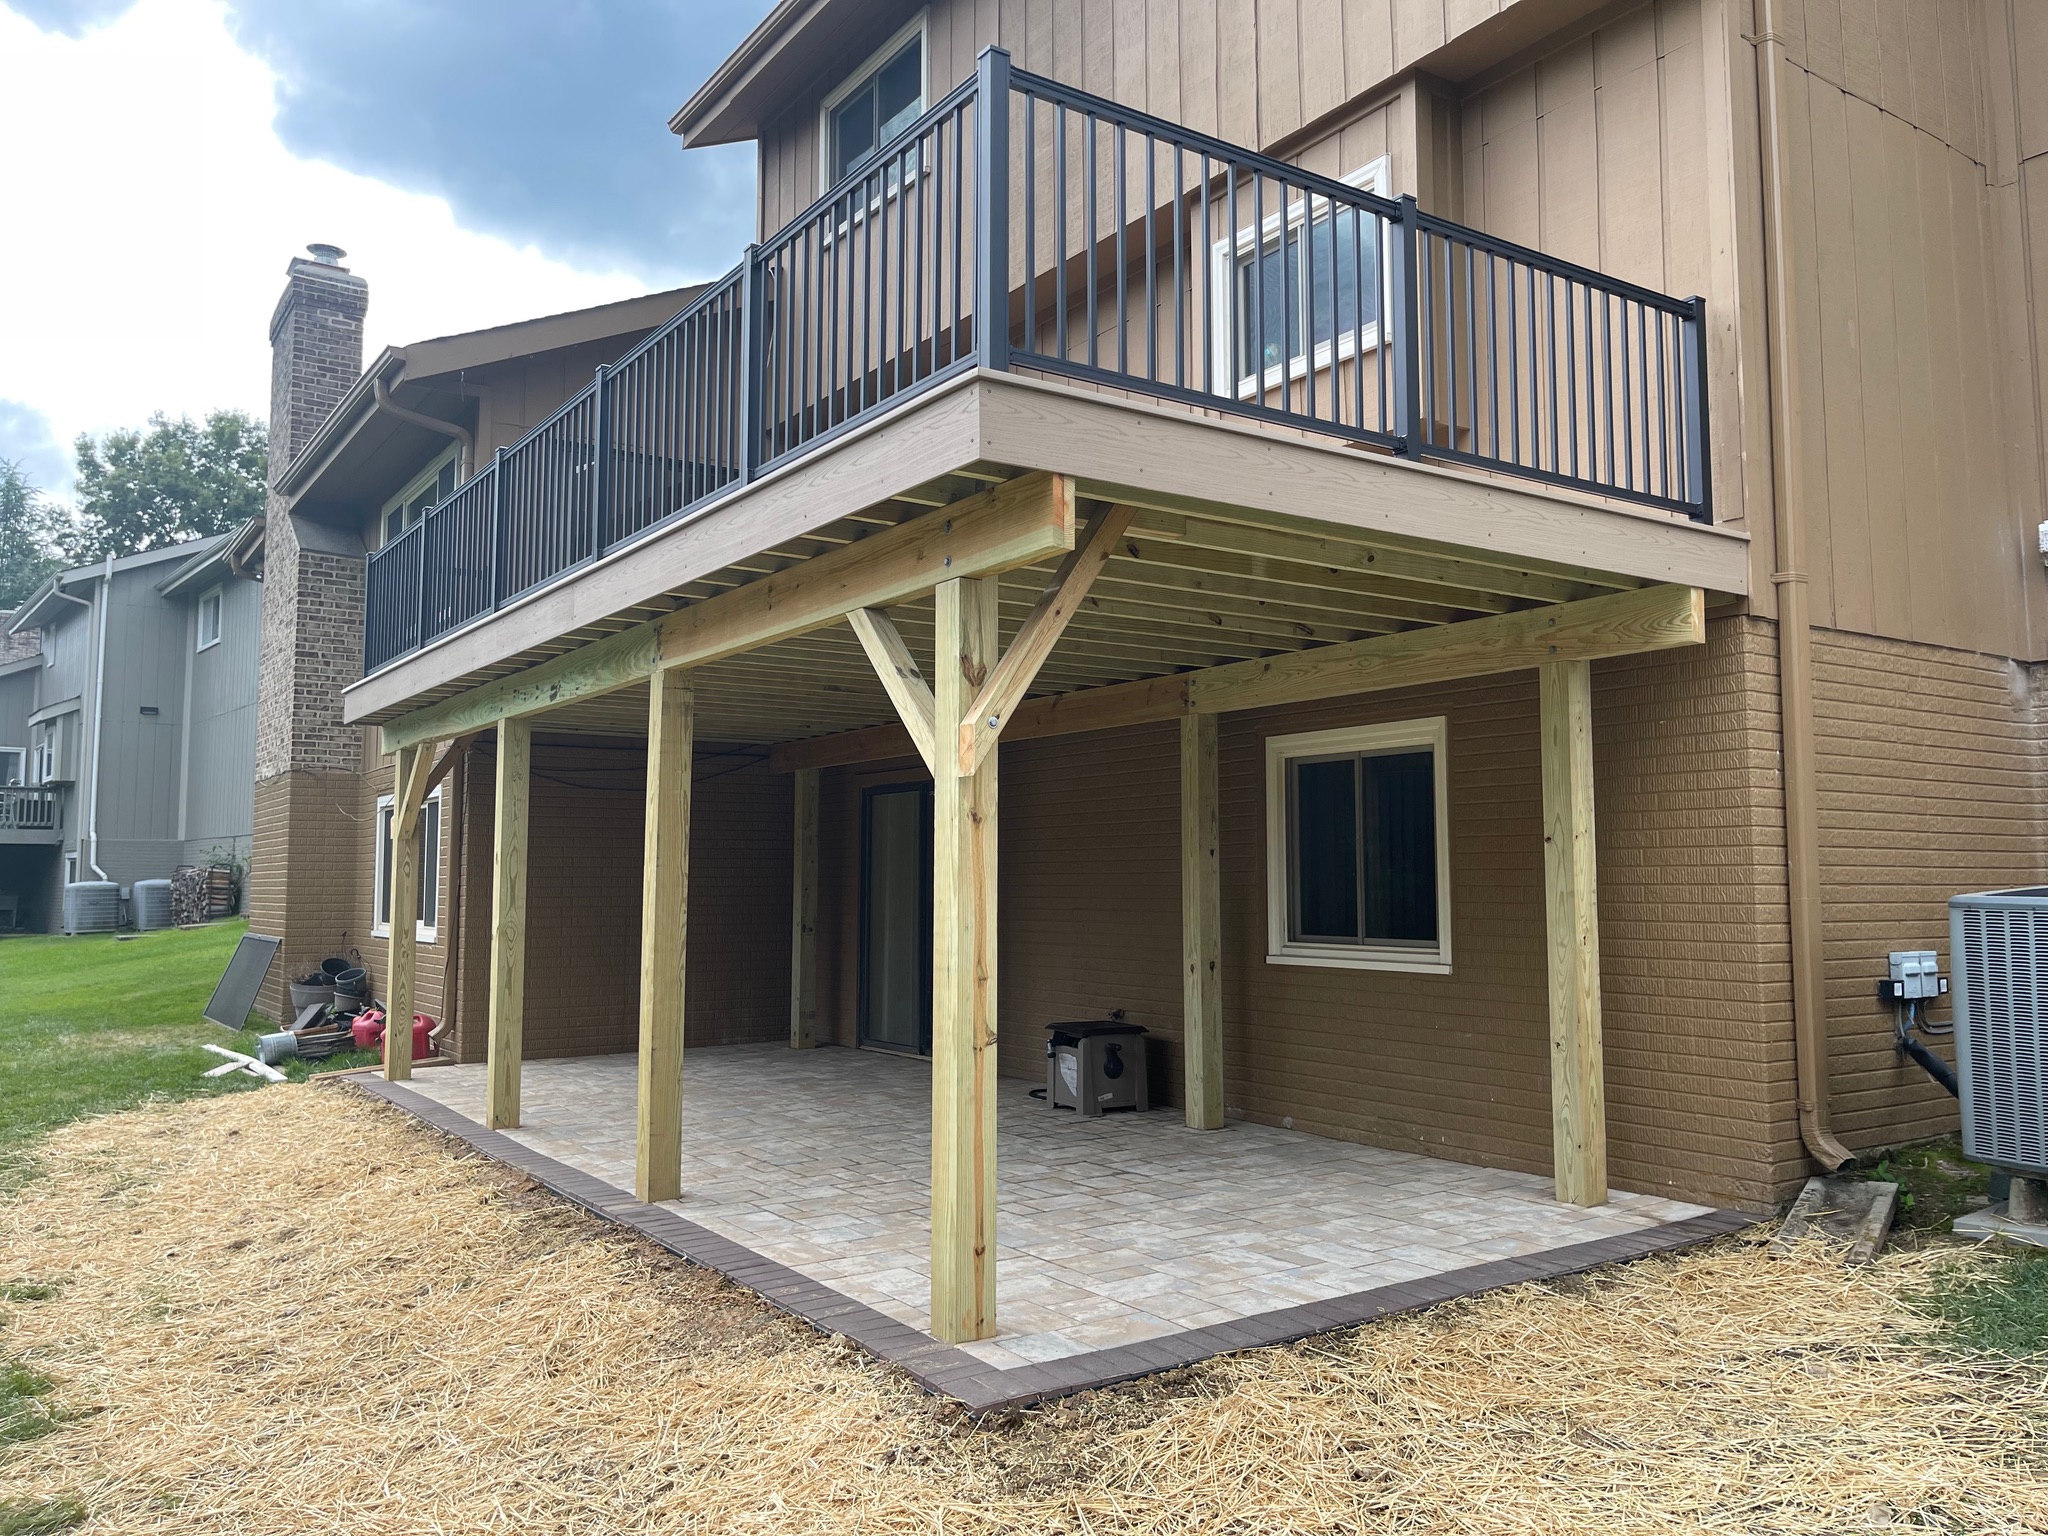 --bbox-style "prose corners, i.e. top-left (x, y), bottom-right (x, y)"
top-left (1754, 0), bottom-right (1854, 1171)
